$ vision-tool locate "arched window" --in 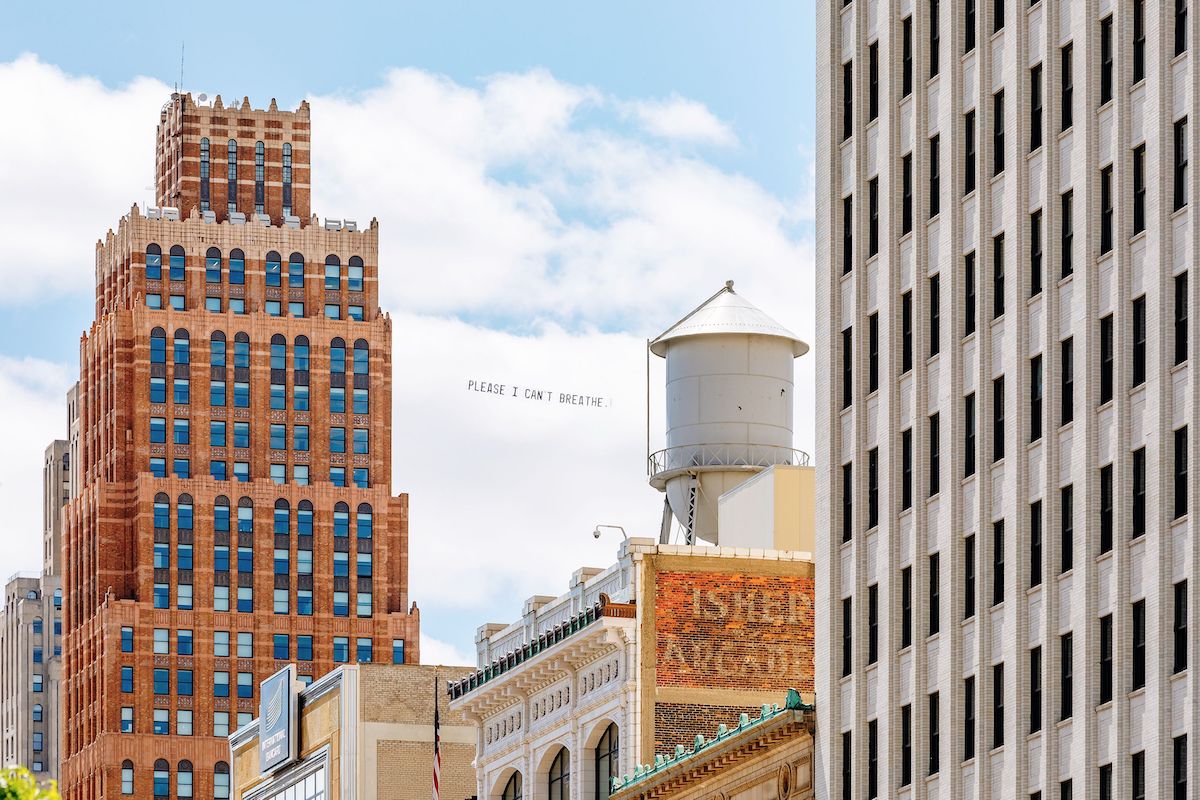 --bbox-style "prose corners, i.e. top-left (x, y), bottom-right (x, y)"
top-left (254, 141), bottom-right (265, 214)
top-left (214, 761), bottom-right (230, 800)
top-left (270, 335), bottom-right (287, 369)
top-left (32, 704), bottom-right (43, 722)
top-left (289, 252), bottom-right (305, 288)
top-left (356, 503), bottom-right (373, 539)
top-left (237, 497), bottom-right (254, 533)
top-left (233, 333), bottom-right (250, 368)
top-left (594, 723), bottom-right (618, 799)
top-left (282, 143), bottom-right (293, 217)
top-left (548, 749), bottom-right (569, 800)
top-left (146, 244), bottom-right (162, 280)
top-left (173, 329), bottom-right (190, 364)
top-left (333, 503), bottom-right (349, 537)
top-left (266, 251), bottom-right (282, 287)
top-left (297, 500), bottom-right (314, 535)
top-left (324, 255), bottom-right (341, 290)
top-left (229, 249), bottom-right (245, 285)
top-left (214, 496), bottom-right (231, 532)
top-left (501, 773), bottom-right (523, 800)
top-left (150, 328), bottom-right (167, 364)
top-left (206, 247), bottom-right (222, 283)
top-left (177, 494), bottom-right (193, 531)
top-left (294, 336), bottom-right (310, 371)
top-left (121, 760), bottom-right (135, 795)
top-left (274, 499), bottom-right (291, 535)
top-left (227, 140), bottom-right (238, 215)
top-left (53, 588), bottom-right (61, 608)
top-left (211, 331), bottom-right (226, 367)
top-left (353, 340), bottom-right (369, 374)
top-left (199, 138), bottom-right (211, 212)
top-left (152, 759), bottom-right (169, 799)
top-left (348, 256), bottom-right (364, 292)
top-left (31, 618), bottom-right (42, 635)
top-left (177, 760), bottom-right (193, 799)
top-left (153, 493), bottom-right (170, 529)
top-left (168, 245), bottom-right (186, 281)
